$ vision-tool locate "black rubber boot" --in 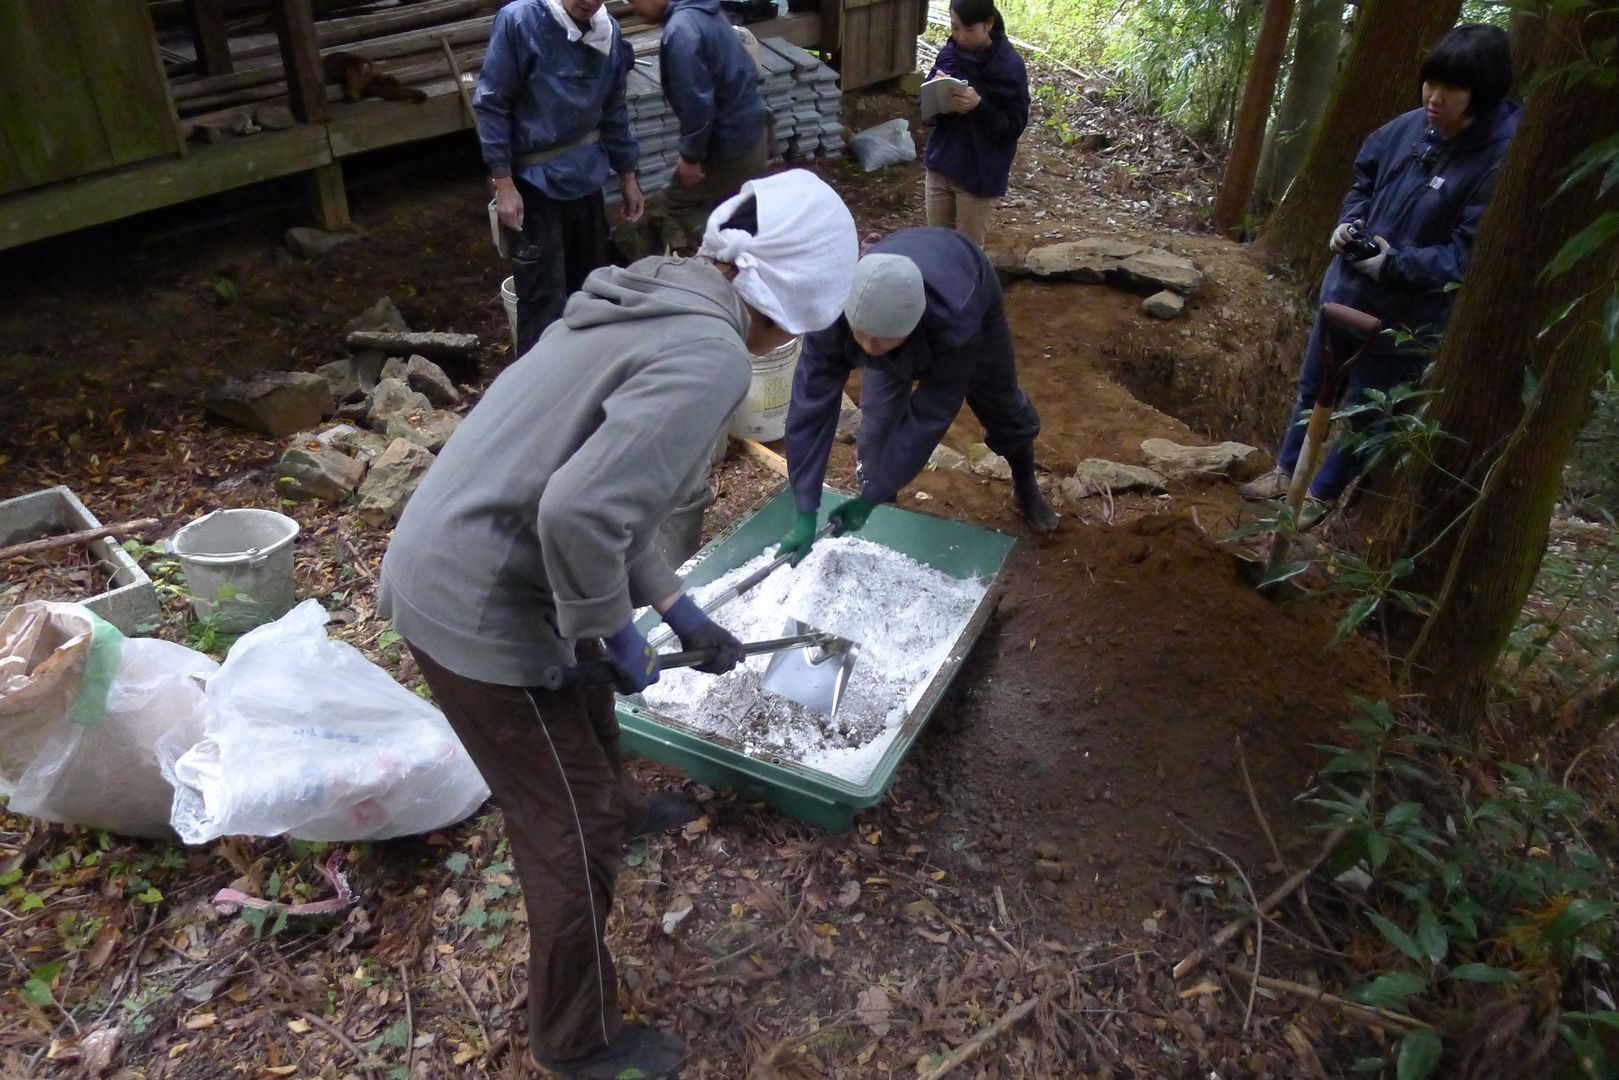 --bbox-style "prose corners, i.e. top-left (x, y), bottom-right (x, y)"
top-left (1006, 445), bottom-right (1059, 534)
top-left (534, 1024), bottom-right (686, 1079)
top-left (629, 791), bottom-right (705, 840)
